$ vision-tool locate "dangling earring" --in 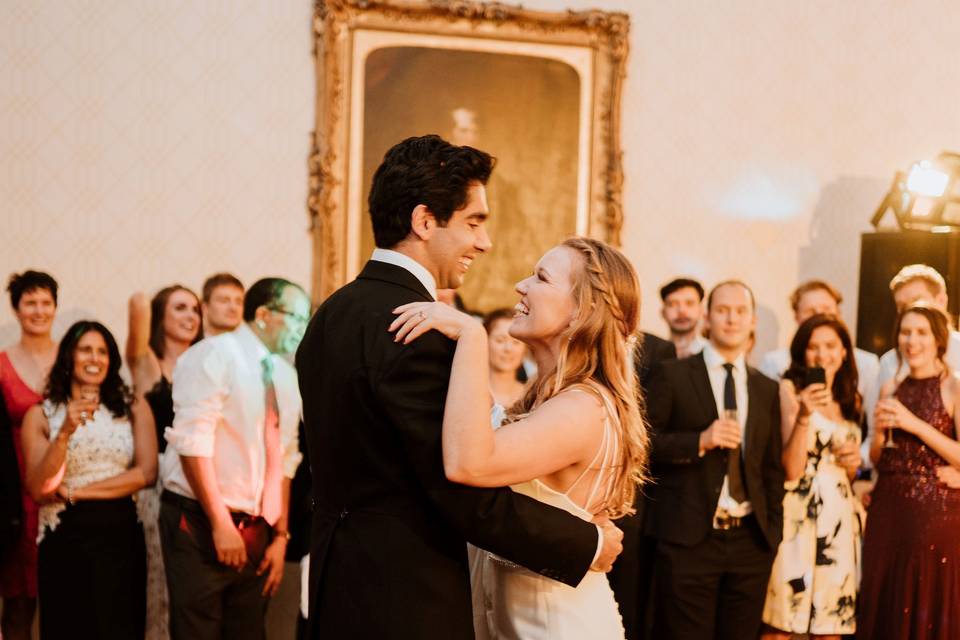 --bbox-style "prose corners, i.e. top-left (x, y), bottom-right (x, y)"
top-left (256, 320), bottom-right (266, 330)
